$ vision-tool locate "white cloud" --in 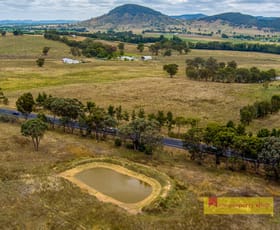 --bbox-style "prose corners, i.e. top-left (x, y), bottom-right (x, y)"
top-left (0, 0), bottom-right (279, 20)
